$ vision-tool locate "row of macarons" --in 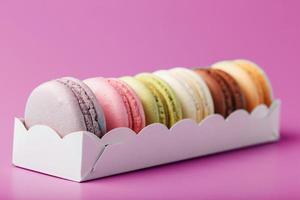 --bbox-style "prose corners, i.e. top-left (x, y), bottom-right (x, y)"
top-left (24, 59), bottom-right (273, 138)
